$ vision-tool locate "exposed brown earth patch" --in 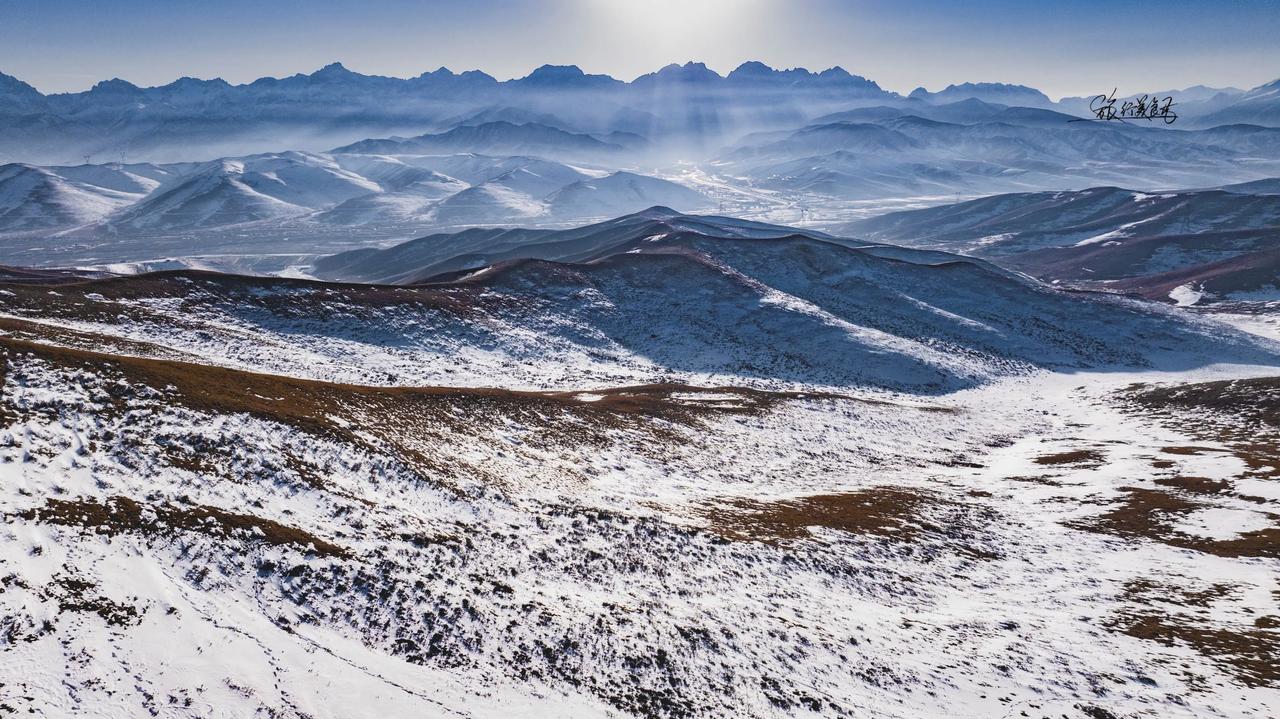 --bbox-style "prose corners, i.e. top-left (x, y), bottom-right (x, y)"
top-left (1110, 579), bottom-right (1279, 688)
top-left (702, 488), bottom-right (936, 542)
top-left (1128, 377), bottom-right (1280, 424)
top-left (1, 333), bottom-right (898, 495)
top-left (15, 495), bottom-right (350, 558)
top-left (0, 270), bottom-right (481, 318)
top-left (1071, 487), bottom-right (1280, 559)
top-left (0, 334), bottom-right (836, 429)
top-left (0, 316), bottom-right (202, 364)
top-left (2, 334), bottom-right (826, 456)
top-left (42, 575), bottom-right (144, 627)
top-left (1160, 446), bottom-right (1224, 456)
top-left (699, 487), bottom-right (997, 558)
top-left (1034, 449), bottom-right (1105, 466)
top-left (1122, 577), bottom-right (1237, 608)
top-left (1123, 378), bottom-right (1280, 480)
top-left (1153, 476), bottom-right (1233, 495)
top-left (1008, 475), bottom-right (1065, 487)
